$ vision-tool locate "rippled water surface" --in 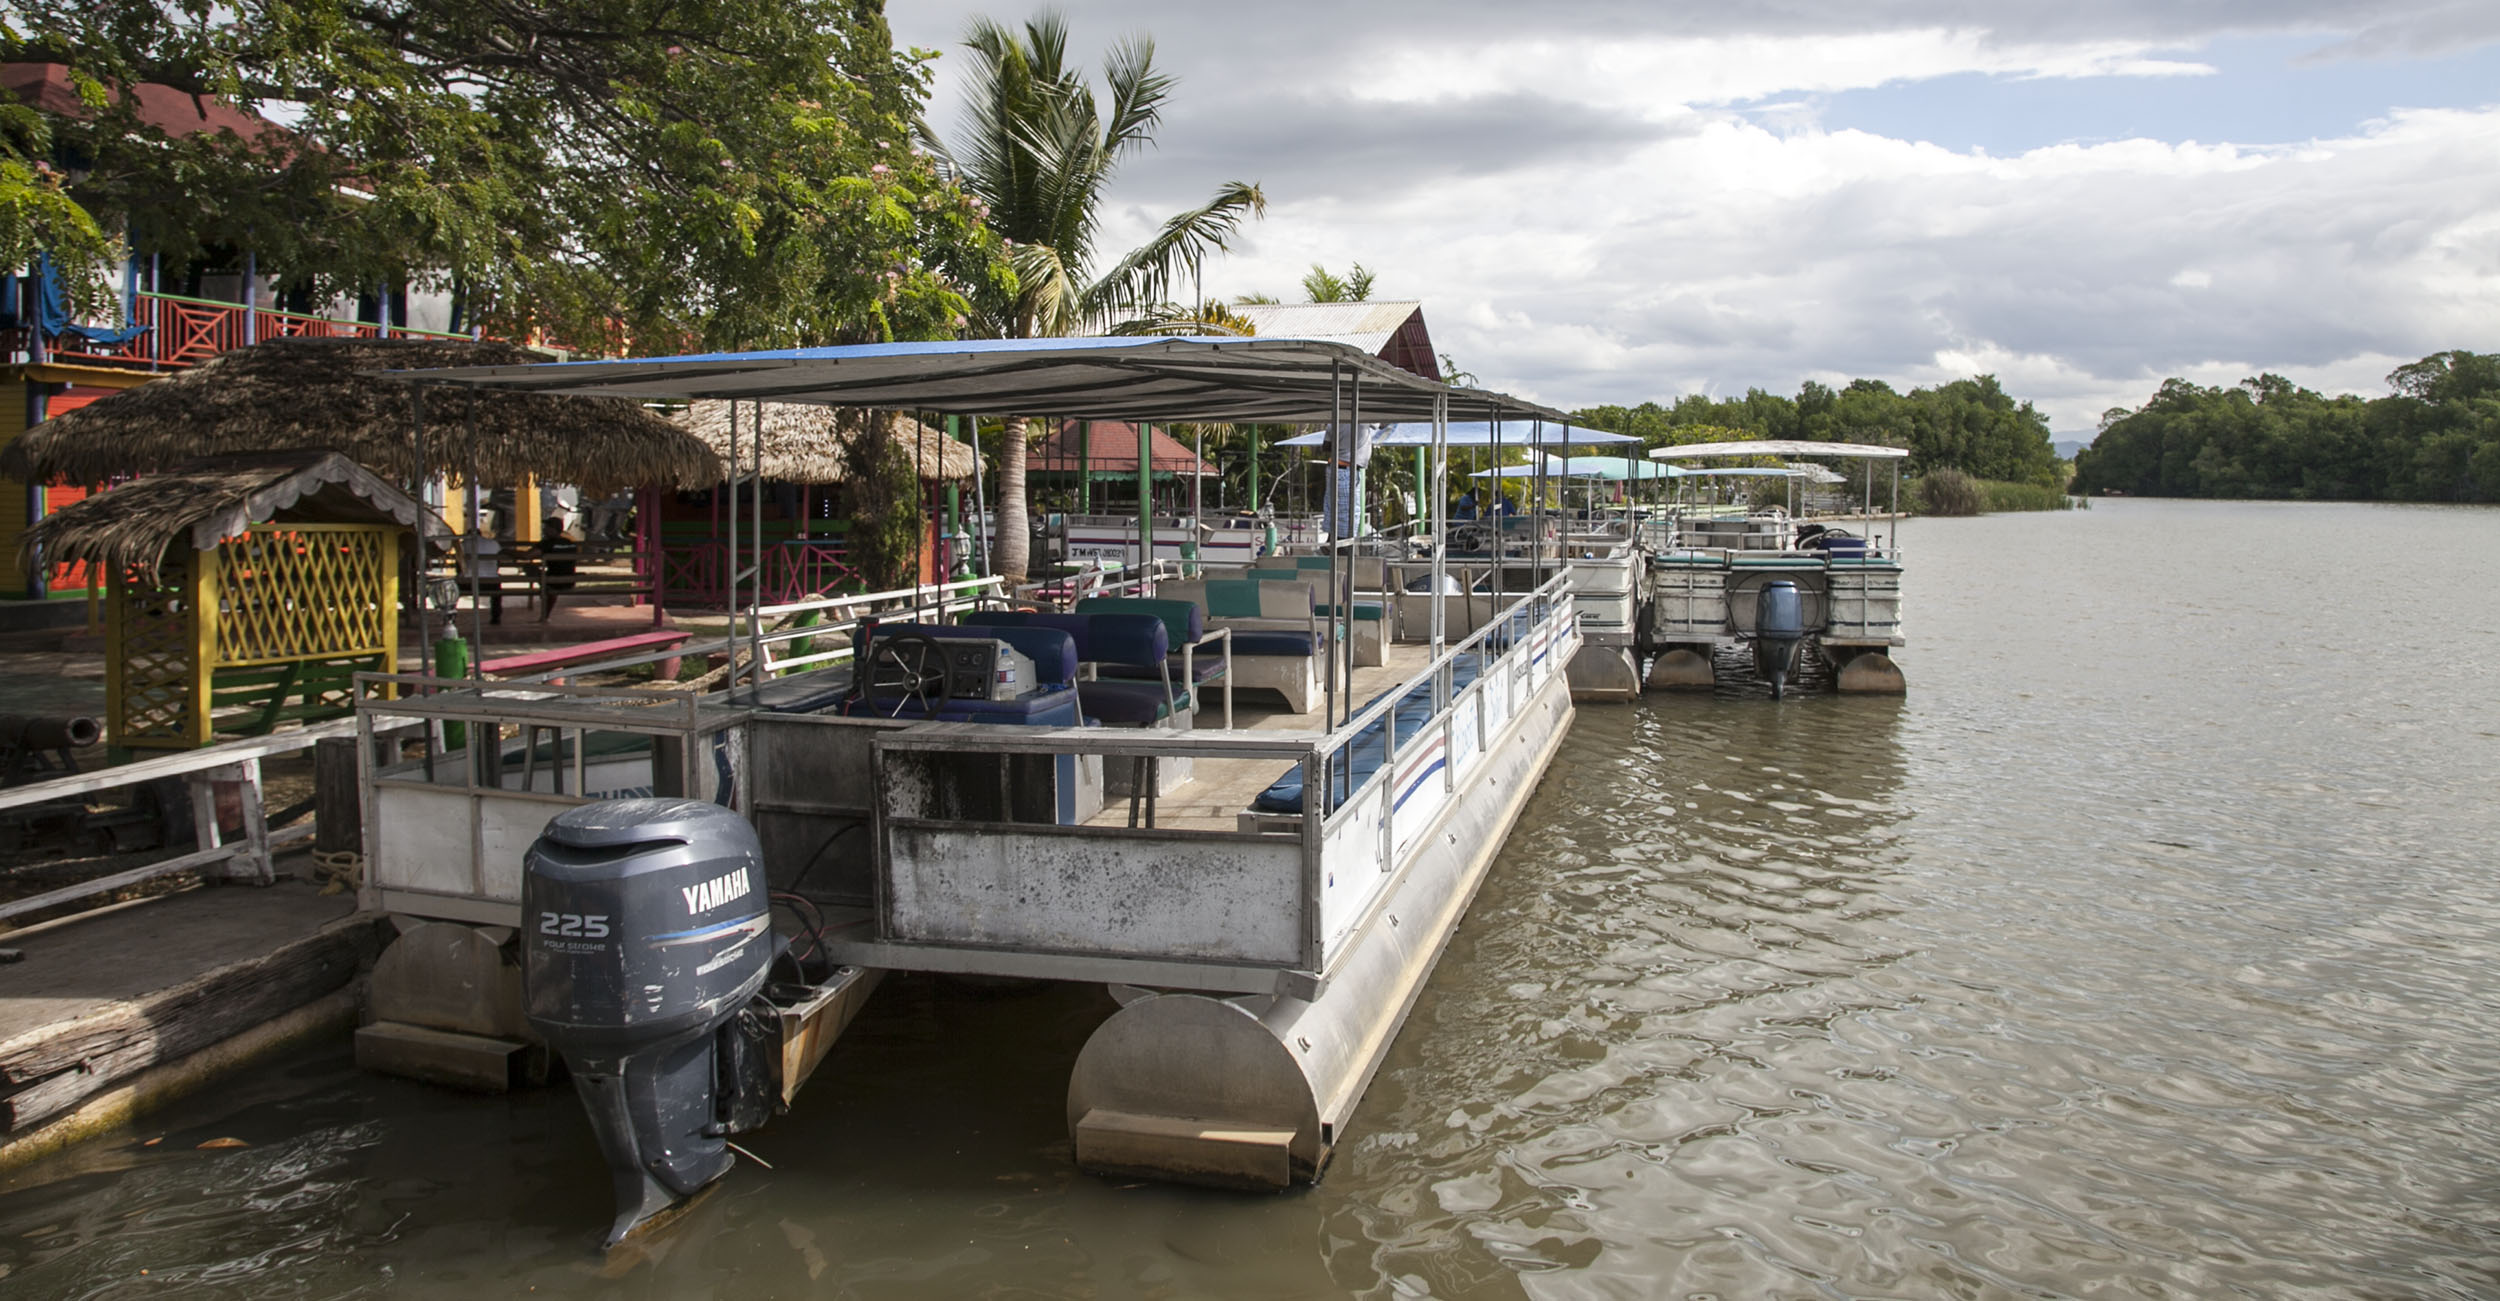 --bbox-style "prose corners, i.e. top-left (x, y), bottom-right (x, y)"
top-left (6, 499), bottom-right (2499, 1299)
